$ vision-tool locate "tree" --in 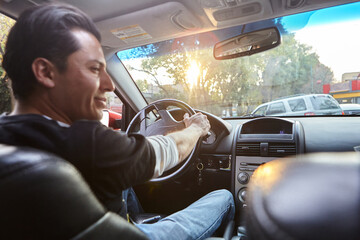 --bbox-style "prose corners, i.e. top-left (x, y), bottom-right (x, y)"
top-left (135, 79), bottom-right (148, 92)
top-left (0, 14), bottom-right (15, 113)
top-left (260, 33), bottom-right (334, 103)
